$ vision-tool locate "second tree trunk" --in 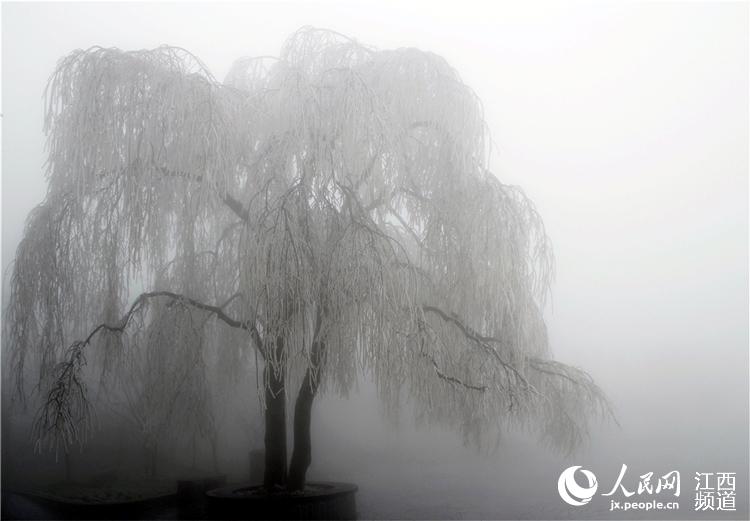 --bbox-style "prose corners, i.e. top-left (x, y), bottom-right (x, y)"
top-left (287, 340), bottom-right (324, 491)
